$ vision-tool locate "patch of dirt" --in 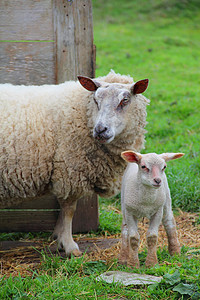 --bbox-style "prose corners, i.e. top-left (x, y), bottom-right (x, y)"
top-left (0, 211), bottom-right (199, 278)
